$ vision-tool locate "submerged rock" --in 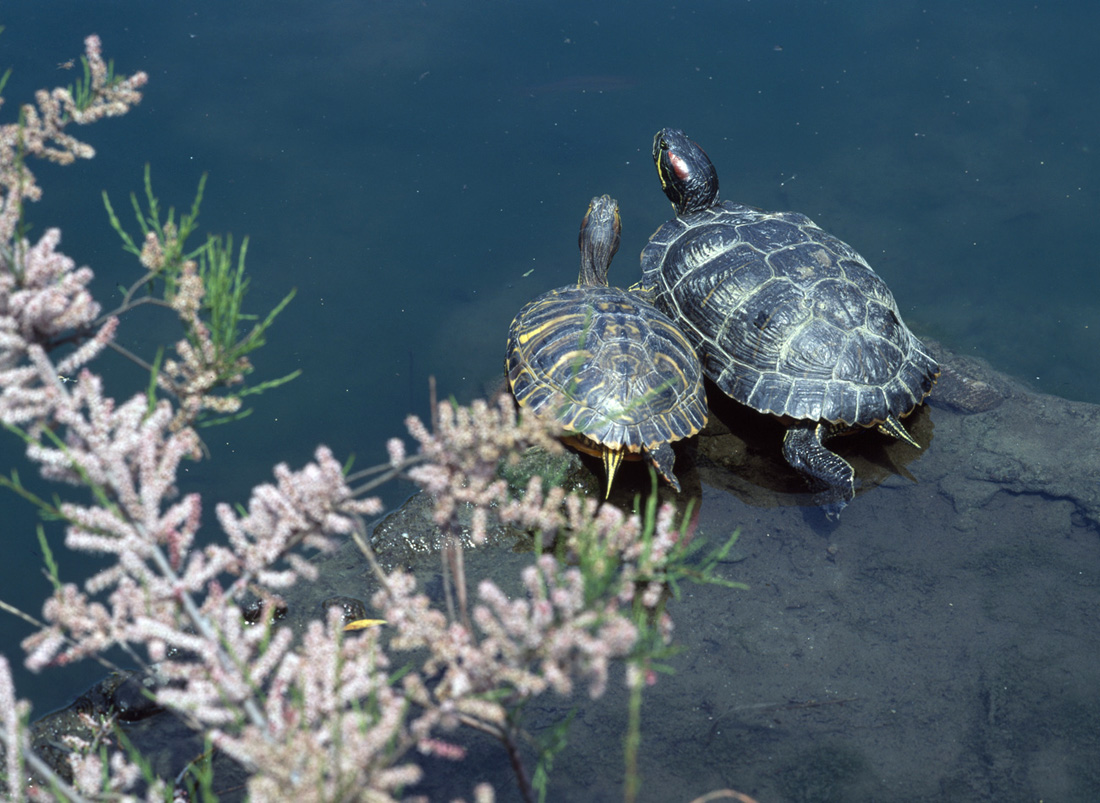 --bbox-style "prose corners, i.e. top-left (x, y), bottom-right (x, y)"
top-left (24, 340), bottom-right (1100, 801)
